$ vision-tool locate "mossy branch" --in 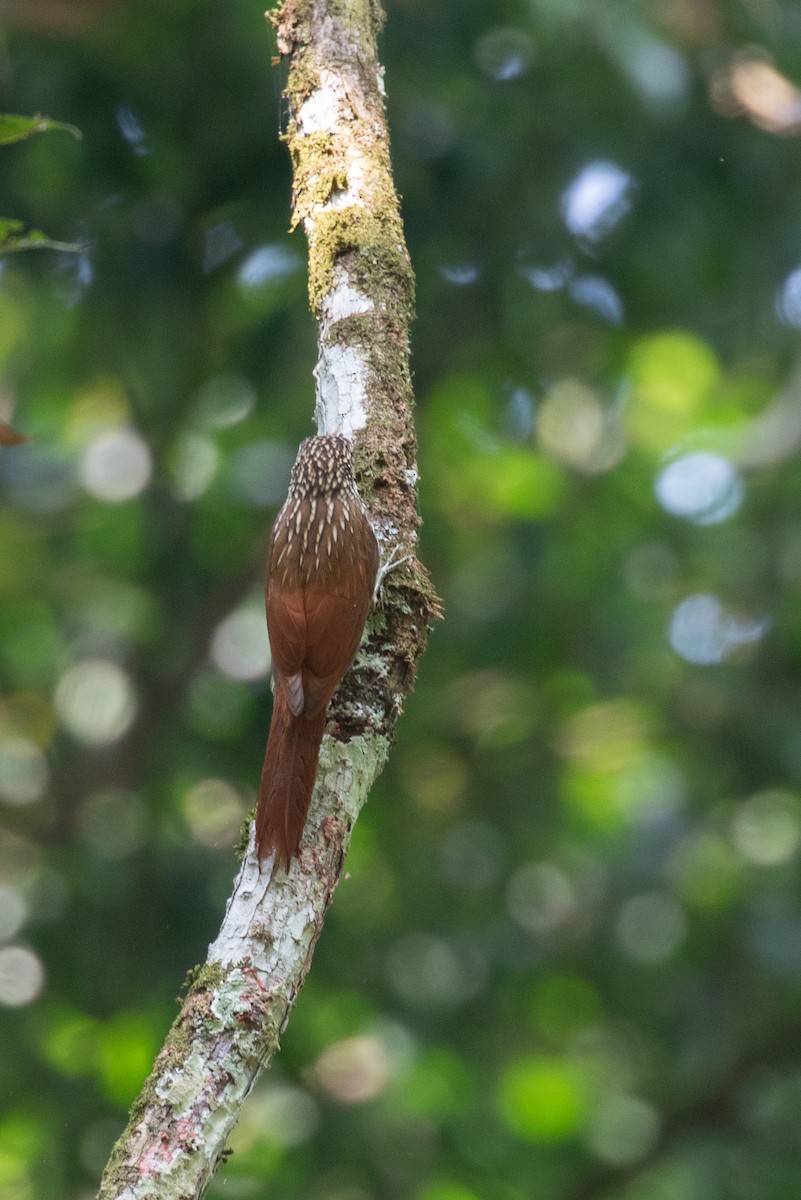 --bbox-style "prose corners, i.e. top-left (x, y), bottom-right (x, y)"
top-left (95, 3), bottom-right (437, 1198)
